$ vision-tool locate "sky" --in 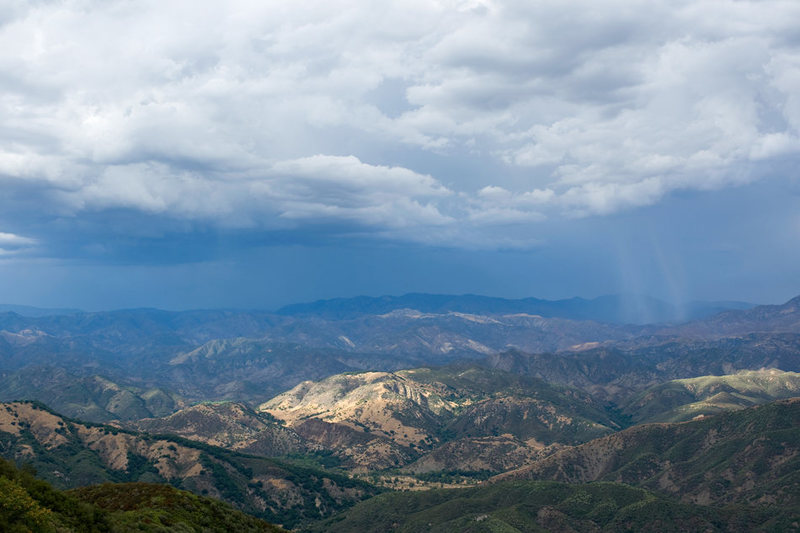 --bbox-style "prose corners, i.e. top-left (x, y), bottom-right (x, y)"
top-left (0, 0), bottom-right (799, 311)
